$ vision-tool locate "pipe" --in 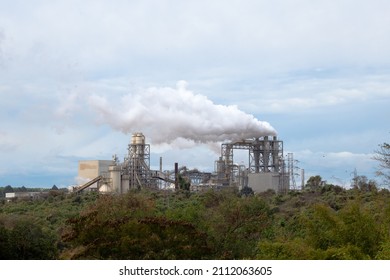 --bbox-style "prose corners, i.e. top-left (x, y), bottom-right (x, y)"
top-left (174, 162), bottom-right (179, 190)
